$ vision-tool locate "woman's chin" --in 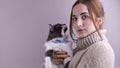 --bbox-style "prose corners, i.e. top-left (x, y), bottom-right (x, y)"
top-left (78, 34), bottom-right (87, 38)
